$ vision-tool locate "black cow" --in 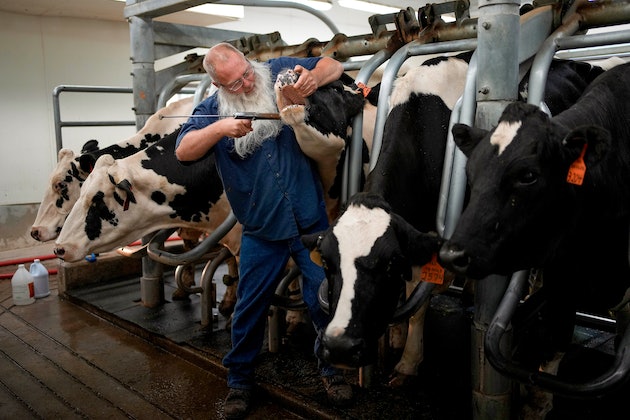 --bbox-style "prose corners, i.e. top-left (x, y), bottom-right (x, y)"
top-left (439, 61), bottom-right (630, 416)
top-left (302, 52), bottom-right (615, 385)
